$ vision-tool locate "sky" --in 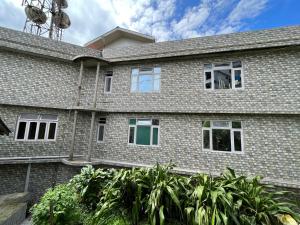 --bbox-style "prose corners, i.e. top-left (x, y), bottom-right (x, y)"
top-left (0, 0), bottom-right (299, 46)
